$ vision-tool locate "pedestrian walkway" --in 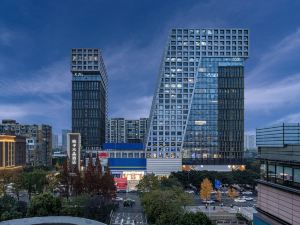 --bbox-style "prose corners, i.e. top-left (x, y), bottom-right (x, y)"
top-left (110, 212), bottom-right (146, 225)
